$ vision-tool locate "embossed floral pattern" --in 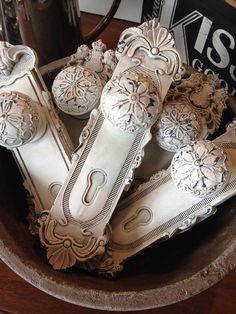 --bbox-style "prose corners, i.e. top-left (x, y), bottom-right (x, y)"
top-left (68, 40), bottom-right (117, 86)
top-left (0, 92), bottom-right (41, 148)
top-left (155, 93), bottom-right (202, 152)
top-left (171, 140), bottom-right (231, 197)
top-left (39, 212), bottom-right (108, 270)
top-left (101, 71), bottom-right (161, 133)
top-left (174, 72), bottom-right (227, 133)
top-left (52, 65), bottom-right (102, 116)
top-left (116, 19), bottom-right (182, 80)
